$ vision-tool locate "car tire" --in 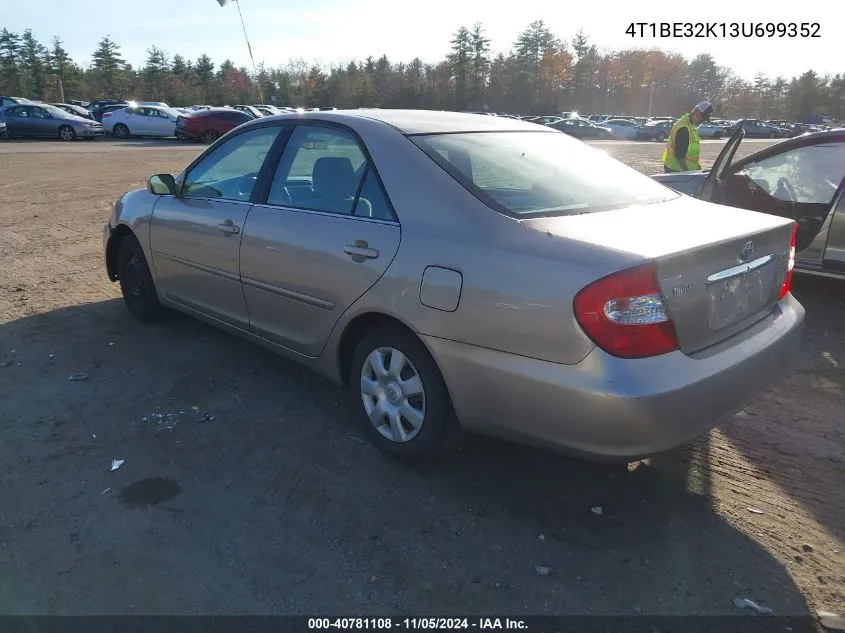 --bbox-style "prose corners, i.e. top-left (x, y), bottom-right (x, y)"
top-left (117, 233), bottom-right (164, 322)
top-left (769, 131), bottom-right (776, 138)
top-left (713, 132), bottom-right (722, 139)
top-left (349, 325), bottom-right (461, 462)
top-left (113, 123), bottom-right (130, 139)
top-left (176, 131), bottom-right (189, 141)
top-left (201, 129), bottom-right (219, 144)
top-left (58, 125), bottom-right (76, 142)
top-left (656, 132), bottom-right (666, 142)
